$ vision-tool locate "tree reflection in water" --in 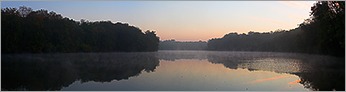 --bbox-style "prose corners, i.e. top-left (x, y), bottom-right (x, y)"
top-left (2, 51), bottom-right (344, 91)
top-left (2, 52), bottom-right (159, 90)
top-left (159, 51), bottom-right (345, 91)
